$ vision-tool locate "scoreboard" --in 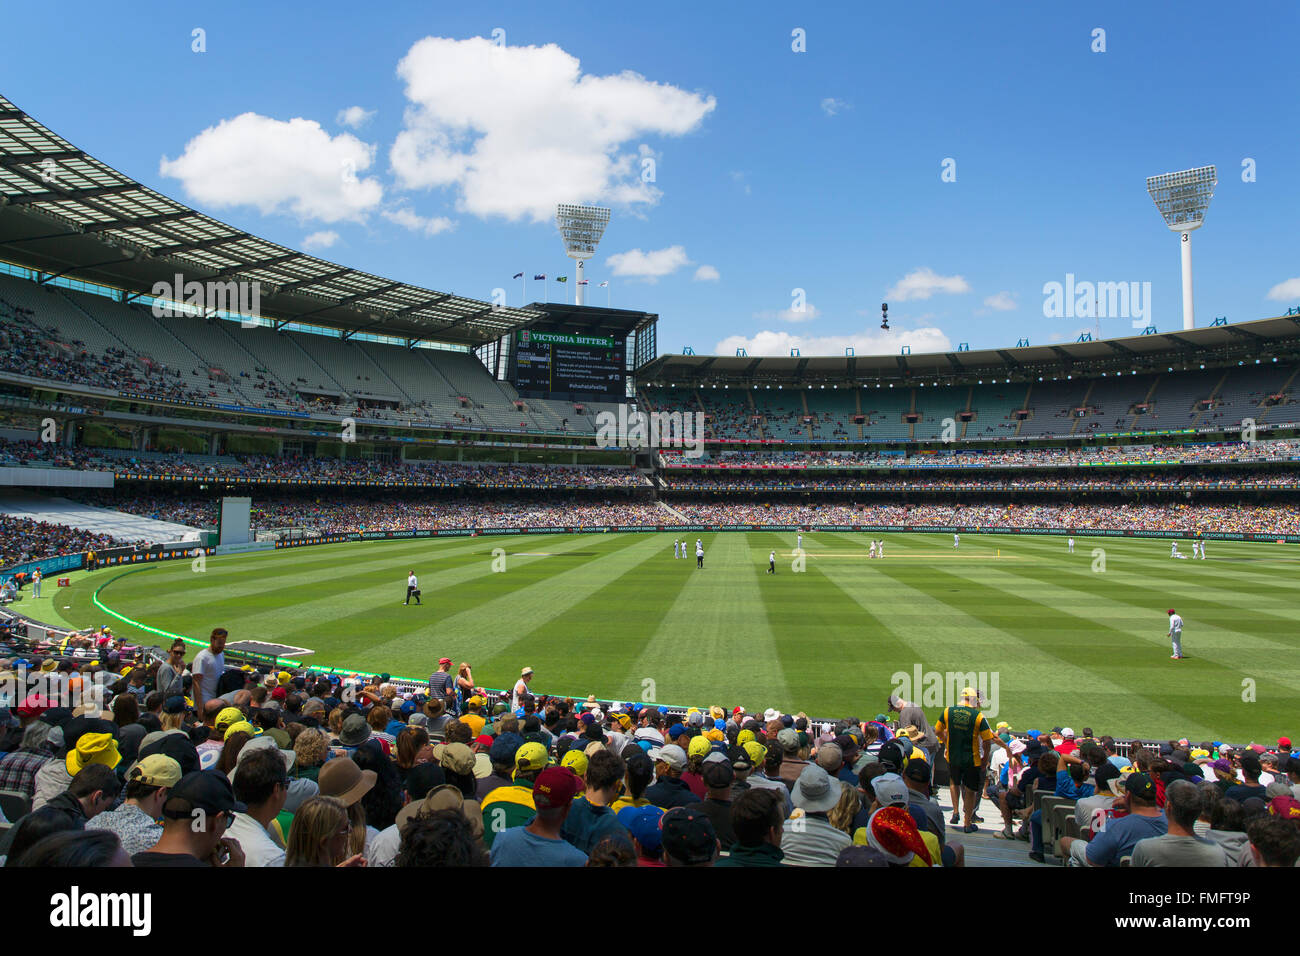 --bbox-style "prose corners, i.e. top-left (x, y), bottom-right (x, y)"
top-left (510, 329), bottom-right (626, 401)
